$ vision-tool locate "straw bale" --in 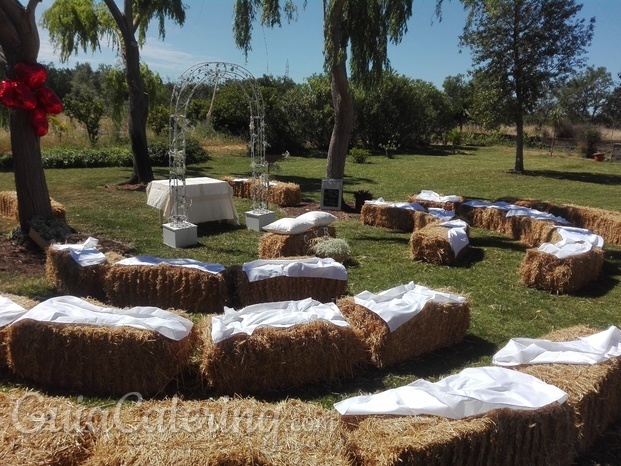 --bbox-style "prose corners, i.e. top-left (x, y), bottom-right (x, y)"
top-left (0, 295), bottom-right (37, 370)
top-left (511, 198), bottom-right (621, 246)
top-left (258, 226), bottom-right (336, 259)
top-left (455, 203), bottom-right (508, 232)
top-left (519, 246), bottom-right (604, 294)
top-left (0, 388), bottom-right (96, 465)
top-left (409, 223), bottom-right (469, 266)
top-left (104, 264), bottom-right (227, 313)
top-left (197, 315), bottom-right (368, 394)
top-left (232, 266), bottom-right (348, 307)
top-left (406, 194), bottom-right (463, 211)
top-left (82, 397), bottom-right (350, 466)
top-left (514, 325), bottom-right (621, 455)
top-left (268, 182), bottom-right (301, 207)
top-left (361, 203), bottom-right (437, 232)
top-left (337, 297), bottom-right (470, 369)
top-left (502, 216), bottom-right (562, 247)
top-left (45, 248), bottom-right (122, 302)
top-left (5, 317), bottom-right (196, 397)
top-left (0, 190), bottom-right (66, 222)
top-left (343, 401), bottom-right (573, 466)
